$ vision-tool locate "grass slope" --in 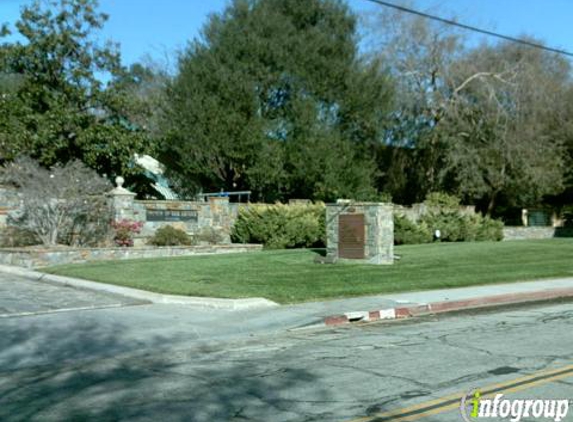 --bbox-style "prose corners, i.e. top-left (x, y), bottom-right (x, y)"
top-left (44, 240), bottom-right (573, 304)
